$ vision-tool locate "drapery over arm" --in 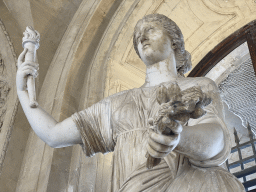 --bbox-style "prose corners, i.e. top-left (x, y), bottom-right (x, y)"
top-left (72, 99), bottom-right (115, 157)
